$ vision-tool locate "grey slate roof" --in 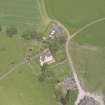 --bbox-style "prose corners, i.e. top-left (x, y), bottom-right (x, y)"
top-left (78, 96), bottom-right (100, 105)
